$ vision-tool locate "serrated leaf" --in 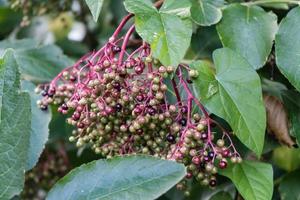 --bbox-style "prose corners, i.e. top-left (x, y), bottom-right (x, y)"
top-left (84, 0), bottom-right (105, 22)
top-left (21, 81), bottom-right (51, 170)
top-left (282, 90), bottom-right (300, 145)
top-left (0, 50), bottom-right (31, 199)
top-left (192, 48), bottom-right (266, 156)
top-left (190, 0), bottom-right (222, 26)
top-left (276, 6), bottom-right (300, 92)
top-left (0, 39), bottom-right (73, 83)
top-left (124, 0), bottom-right (192, 67)
top-left (219, 161), bottom-right (273, 200)
top-left (279, 169), bottom-right (300, 200)
top-left (217, 4), bottom-right (278, 69)
top-left (47, 155), bottom-right (186, 200)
